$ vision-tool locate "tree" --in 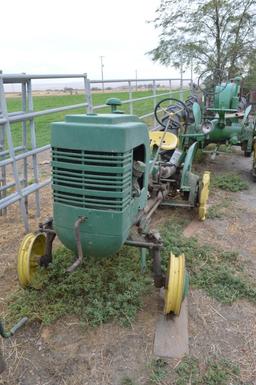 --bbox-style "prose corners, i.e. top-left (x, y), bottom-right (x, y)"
top-left (148, 0), bottom-right (256, 77)
top-left (243, 47), bottom-right (256, 90)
